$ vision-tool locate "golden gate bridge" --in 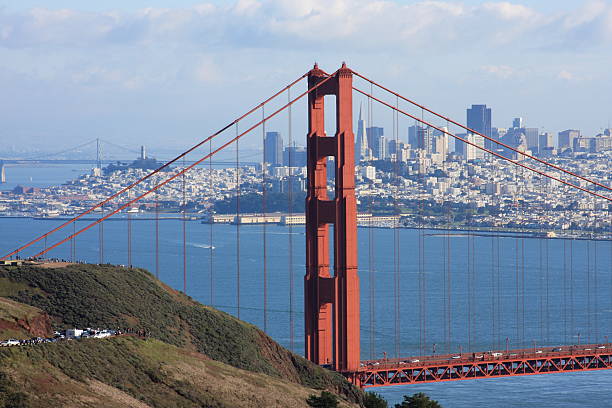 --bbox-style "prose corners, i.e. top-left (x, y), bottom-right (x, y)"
top-left (1, 63), bottom-right (611, 388)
